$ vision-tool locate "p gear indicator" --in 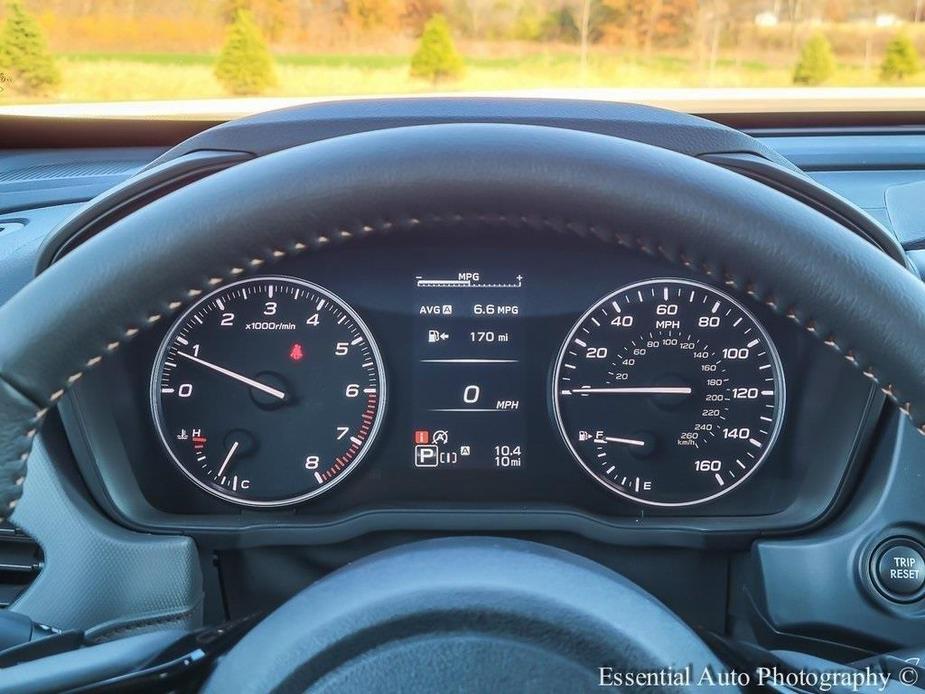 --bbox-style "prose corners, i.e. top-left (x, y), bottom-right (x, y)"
top-left (411, 270), bottom-right (526, 471)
